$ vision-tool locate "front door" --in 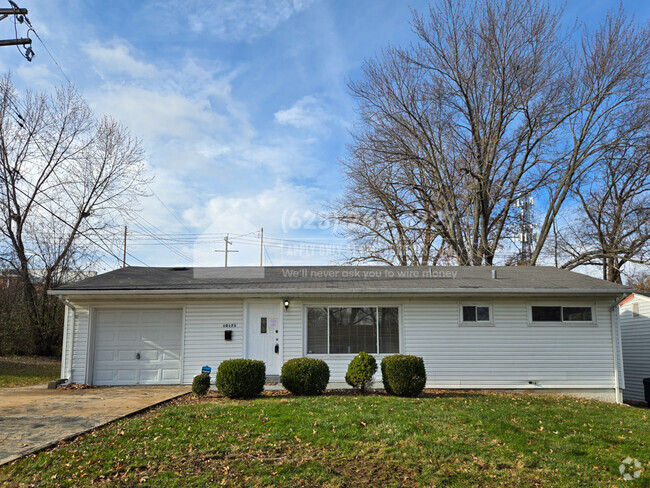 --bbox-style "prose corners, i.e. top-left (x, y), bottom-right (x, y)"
top-left (246, 301), bottom-right (282, 375)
